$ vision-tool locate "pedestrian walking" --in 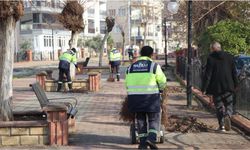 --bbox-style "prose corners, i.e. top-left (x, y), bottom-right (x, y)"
top-left (108, 45), bottom-right (121, 81)
top-left (57, 48), bottom-right (80, 92)
top-left (128, 45), bottom-right (134, 60)
top-left (125, 46), bottom-right (167, 149)
top-left (201, 41), bottom-right (238, 132)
